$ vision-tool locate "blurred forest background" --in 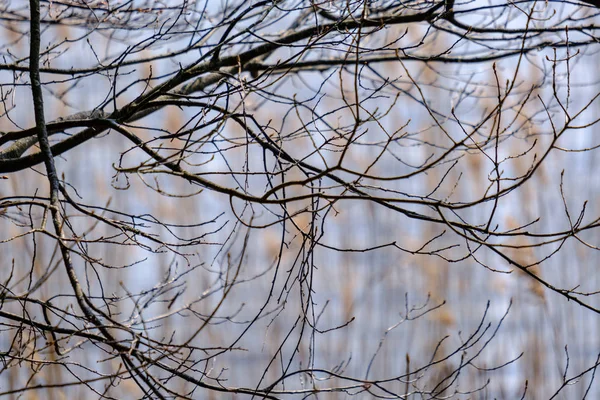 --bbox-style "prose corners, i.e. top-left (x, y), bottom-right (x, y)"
top-left (2, 0), bottom-right (600, 398)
